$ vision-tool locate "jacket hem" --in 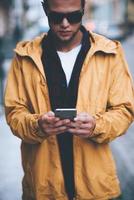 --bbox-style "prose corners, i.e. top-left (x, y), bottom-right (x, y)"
top-left (75, 191), bottom-right (121, 200)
